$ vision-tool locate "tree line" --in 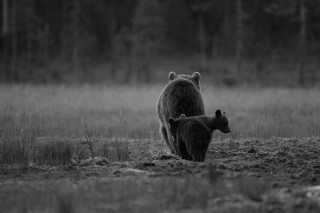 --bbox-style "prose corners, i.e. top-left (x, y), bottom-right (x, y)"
top-left (1, 0), bottom-right (320, 84)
